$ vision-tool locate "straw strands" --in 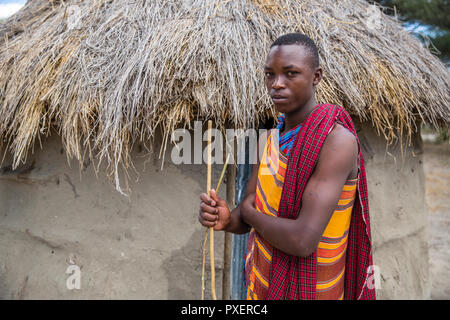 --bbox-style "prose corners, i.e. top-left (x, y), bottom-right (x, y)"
top-left (0, 0), bottom-right (448, 194)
